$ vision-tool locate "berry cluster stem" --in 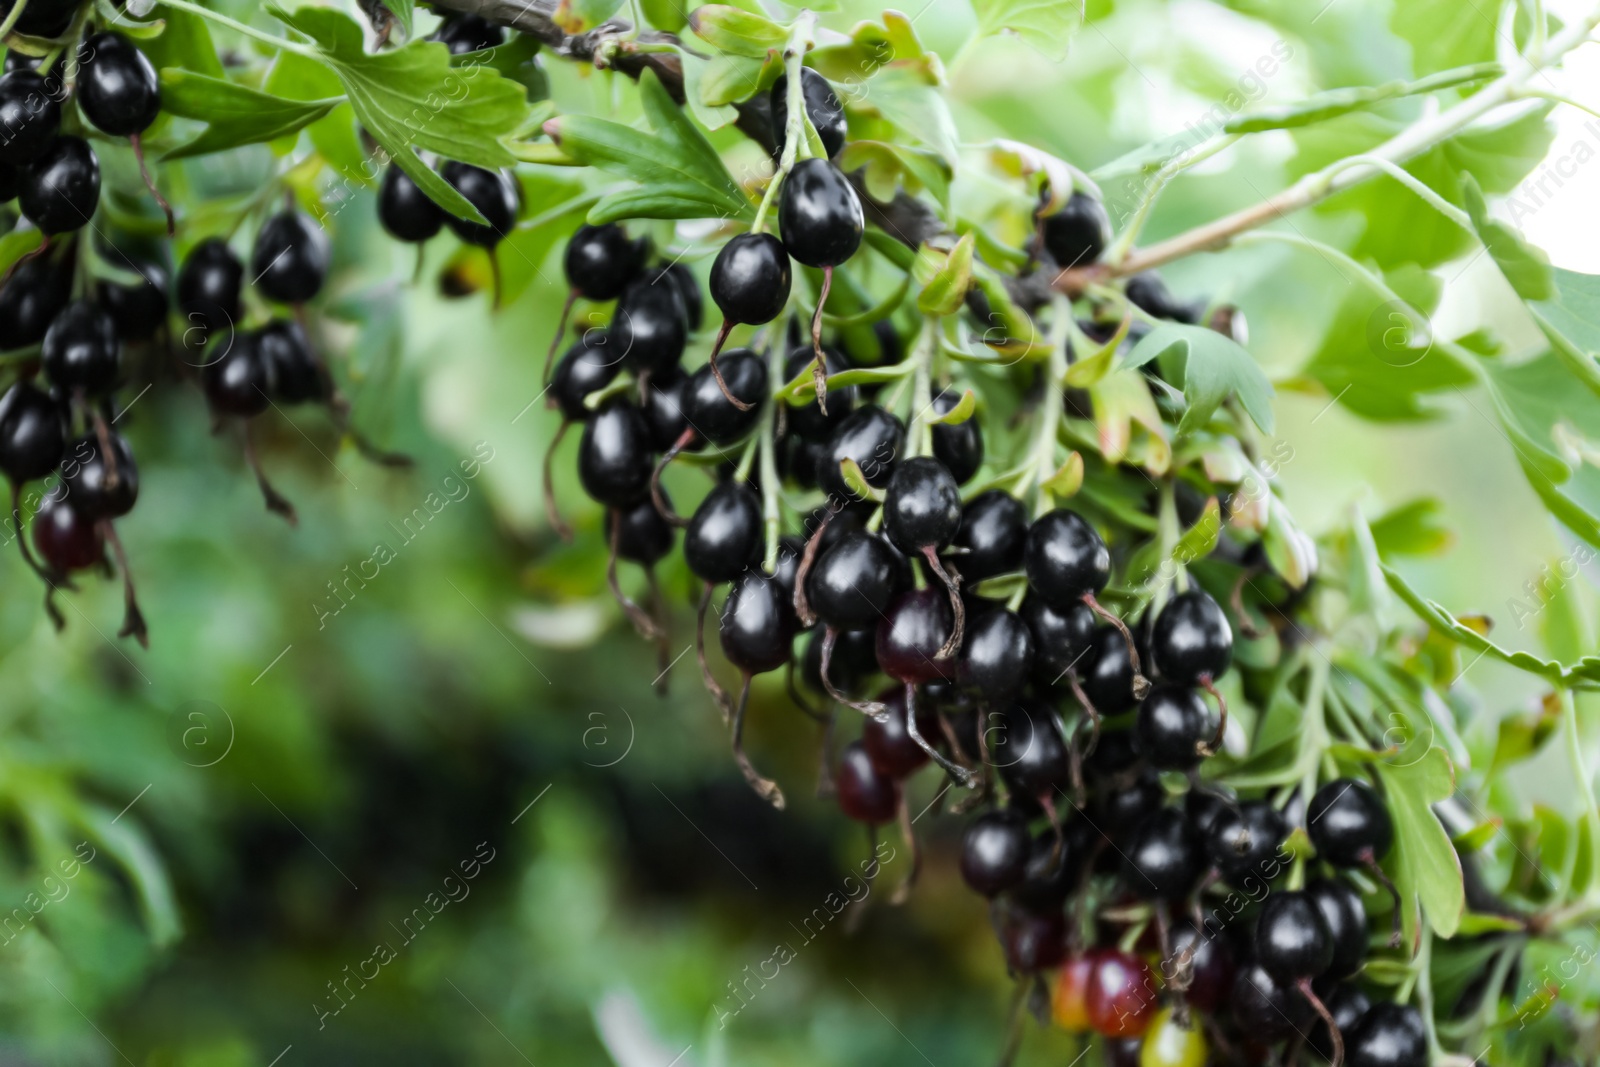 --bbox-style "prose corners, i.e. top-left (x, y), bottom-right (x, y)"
top-left (751, 11), bottom-right (818, 235)
top-left (759, 338), bottom-right (784, 572)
